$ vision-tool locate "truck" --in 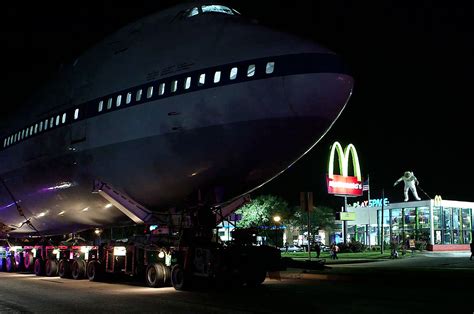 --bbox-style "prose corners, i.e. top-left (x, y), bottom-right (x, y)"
top-left (0, 187), bottom-right (282, 290)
